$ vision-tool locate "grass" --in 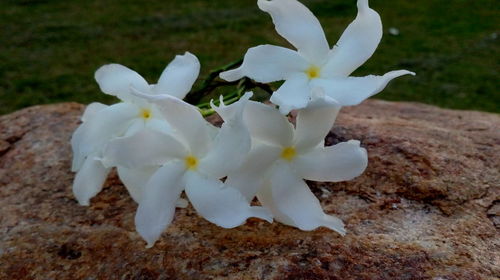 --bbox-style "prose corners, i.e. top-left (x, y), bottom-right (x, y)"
top-left (0, 0), bottom-right (498, 115)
